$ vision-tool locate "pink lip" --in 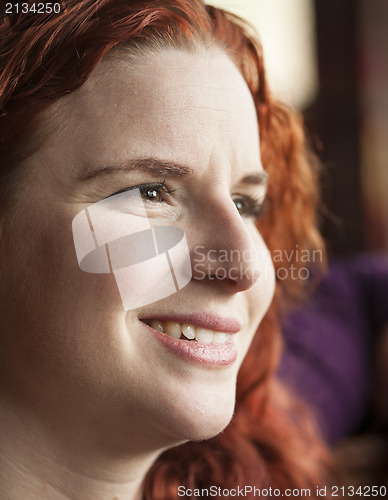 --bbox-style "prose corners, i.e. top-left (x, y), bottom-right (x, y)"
top-left (140, 320), bottom-right (239, 367)
top-left (139, 313), bottom-right (241, 334)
